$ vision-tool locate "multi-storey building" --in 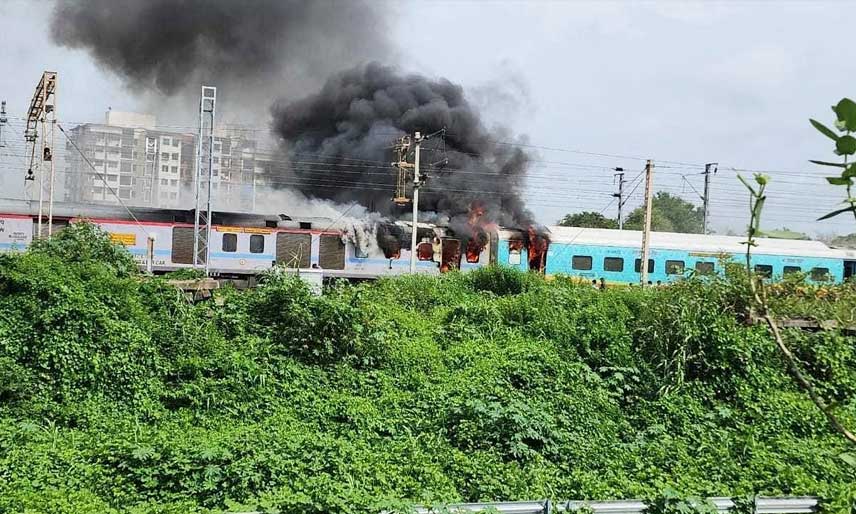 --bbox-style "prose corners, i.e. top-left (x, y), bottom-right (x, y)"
top-left (63, 112), bottom-right (260, 211)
